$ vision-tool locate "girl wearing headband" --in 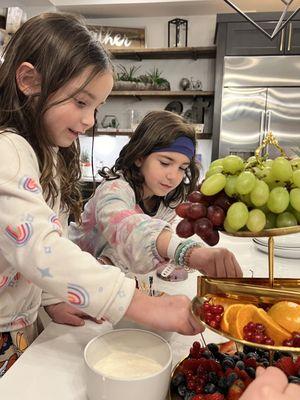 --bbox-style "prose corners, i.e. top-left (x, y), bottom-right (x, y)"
top-left (48, 111), bottom-right (242, 325)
